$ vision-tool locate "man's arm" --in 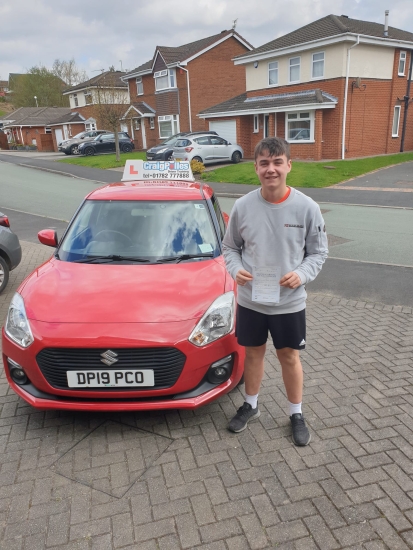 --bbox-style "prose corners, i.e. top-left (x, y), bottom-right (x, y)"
top-left (222, 206), bottom-right (248, 282)
top-left (292, 207), bottom-right (329, 286)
